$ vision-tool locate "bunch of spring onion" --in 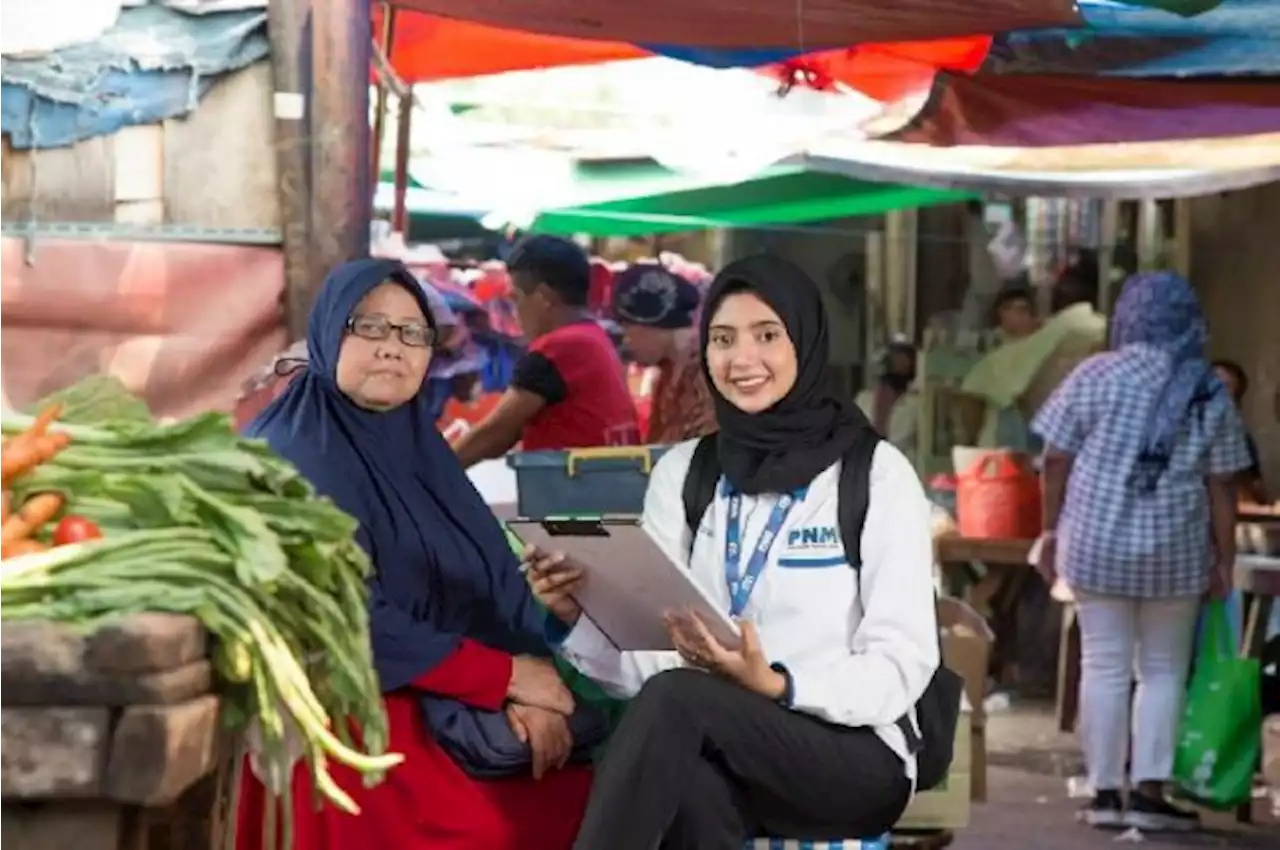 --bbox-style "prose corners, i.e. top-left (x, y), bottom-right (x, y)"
top-left (0, 379), bottom-right (400, 848)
